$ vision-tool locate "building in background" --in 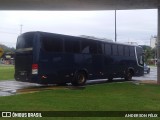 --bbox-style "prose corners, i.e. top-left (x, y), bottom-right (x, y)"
top-left (149, 36), bottom-right (157, 65)
top-left (0, 52), bottom-right (15, 65)
top-left (150, 36), bottom-right (157, 48)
